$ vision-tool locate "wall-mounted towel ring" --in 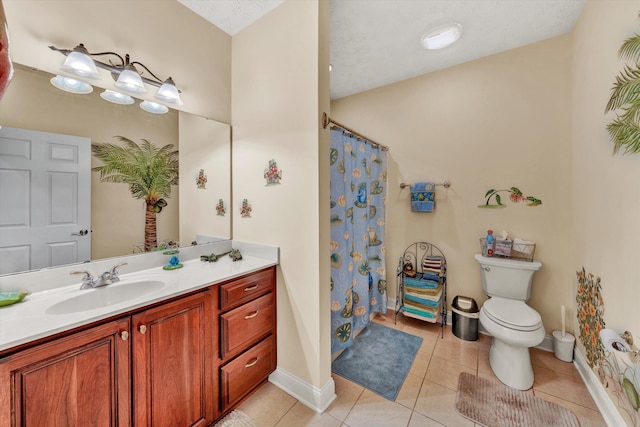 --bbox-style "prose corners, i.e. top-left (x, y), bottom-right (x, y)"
top-left (400, 180), bottom-right (451, 189)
